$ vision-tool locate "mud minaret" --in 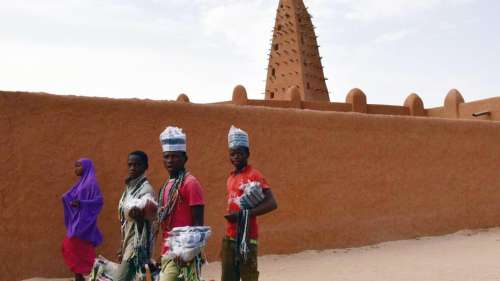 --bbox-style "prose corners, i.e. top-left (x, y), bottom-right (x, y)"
top-left (265, 0), bottom-right (329, 101)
